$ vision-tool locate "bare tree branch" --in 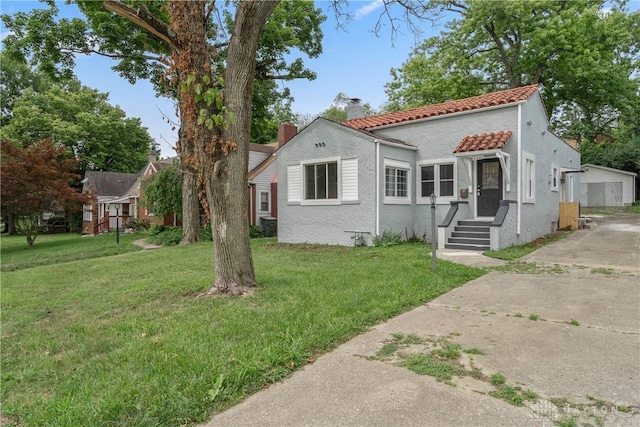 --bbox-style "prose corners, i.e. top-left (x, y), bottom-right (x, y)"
top-left (103, 0), bottom-right (177, 51)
